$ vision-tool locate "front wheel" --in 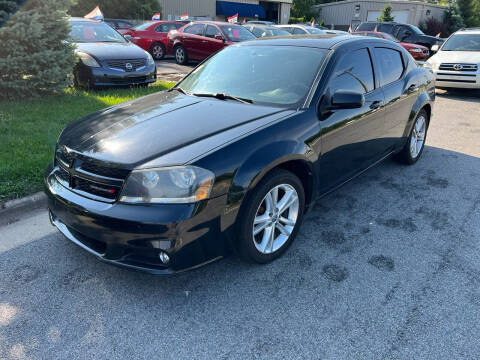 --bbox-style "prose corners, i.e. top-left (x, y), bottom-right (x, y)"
top-left (237, 169), bottom-right (305, 264)
top-left (174, 45), bottom-right (188, 65)
top-left (395, 109), bottom-right (428, 164)
top-left (150, 43), bottom-right (165, 60)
